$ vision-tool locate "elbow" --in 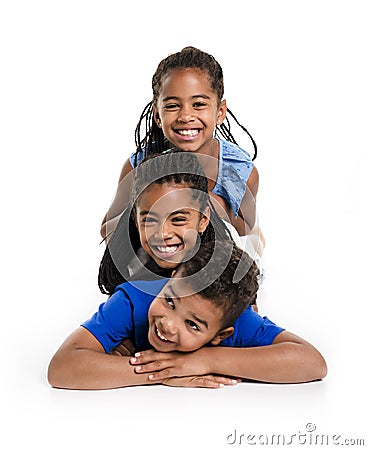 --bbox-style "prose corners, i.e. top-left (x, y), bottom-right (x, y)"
top-left (280, 343), bottom-right (328, 384)
top-left (47, 356), bottom-right (63, 388)
top-left (313, 352), bottom-right (328, 381)
top-left (47, 353), bottom-right (74, 389)
top-left (299, 347), bottom-right (328, 383)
